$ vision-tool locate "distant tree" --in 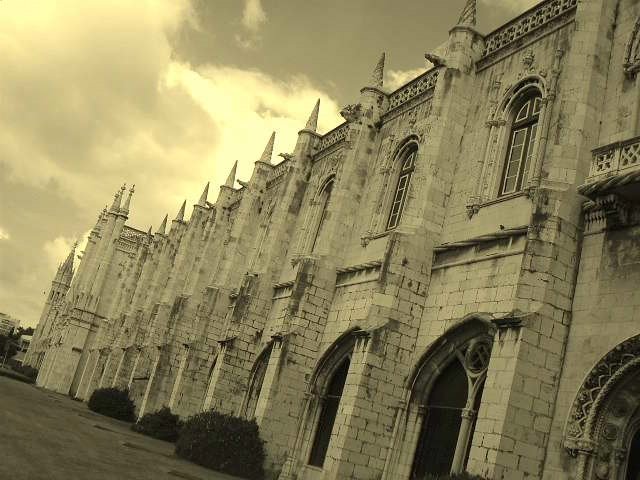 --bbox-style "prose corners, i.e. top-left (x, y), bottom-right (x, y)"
top-left (0, 335), bottom-right (17, 364)
top-left (10, 327), bottom-right (34, 339)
